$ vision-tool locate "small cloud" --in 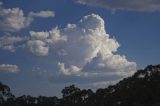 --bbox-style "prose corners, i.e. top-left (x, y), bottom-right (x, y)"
top-left (58, 62), bottom-right (81, 75)
top-left (0, 8), bottom-right (30, 32)
top-left (0, 64), bottom-right (19, 73)
top-left (29, 31), bottom-right (49, 40)
top-left (0, 8), bottom-right (55, 32)
top-left (91, 80), bottom-right (118, 88)
top-left (27, 27), bottom-right (67, 56)
top-left (29, 10), bottom-right (55, 18)
top-left (27, 40), bottom-right (49, 56)
top-left (0, 36), bottom-right (25, 52)
top-left (32, 67), bottom-right (47, 76)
